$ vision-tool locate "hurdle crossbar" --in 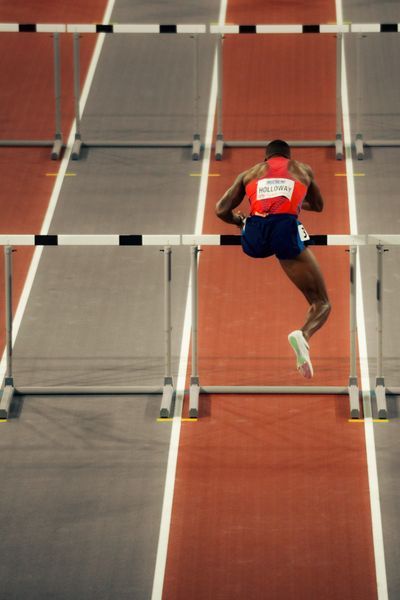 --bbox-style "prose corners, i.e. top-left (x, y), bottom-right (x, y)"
top-left (1, 22), bottom-right (397, 34)
top-left (0, 234), bottom-right (182, 246)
